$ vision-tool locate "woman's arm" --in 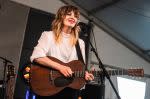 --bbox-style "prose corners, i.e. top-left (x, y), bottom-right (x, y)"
top-left (34, 57), bottom-right (73, 77)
